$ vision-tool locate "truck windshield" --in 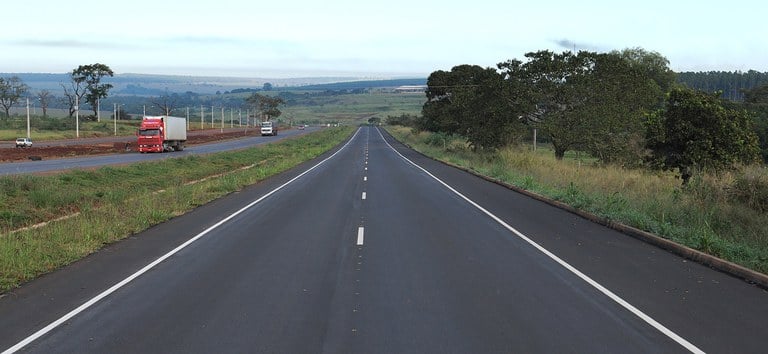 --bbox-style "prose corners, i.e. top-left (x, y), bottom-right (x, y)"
top-left (139, 129), bottom-right (160, 136)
